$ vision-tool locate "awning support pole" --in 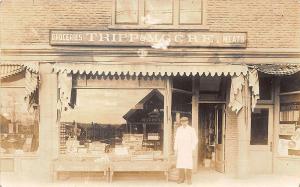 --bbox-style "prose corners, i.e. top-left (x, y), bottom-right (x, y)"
top-left (192, 77), bottom-right (199, 172)
top-left (163, 77), bottom-right (173, 160)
